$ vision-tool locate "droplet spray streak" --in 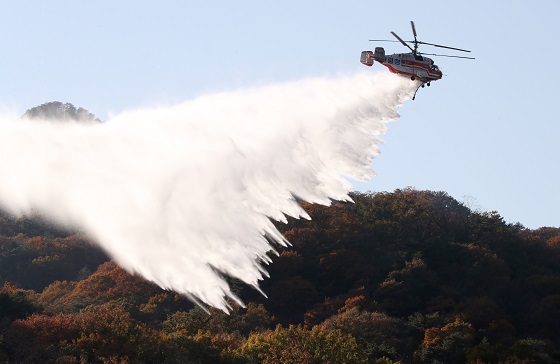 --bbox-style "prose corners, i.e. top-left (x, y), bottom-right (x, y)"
top-left (0, 72), bottom-right (415, 311)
